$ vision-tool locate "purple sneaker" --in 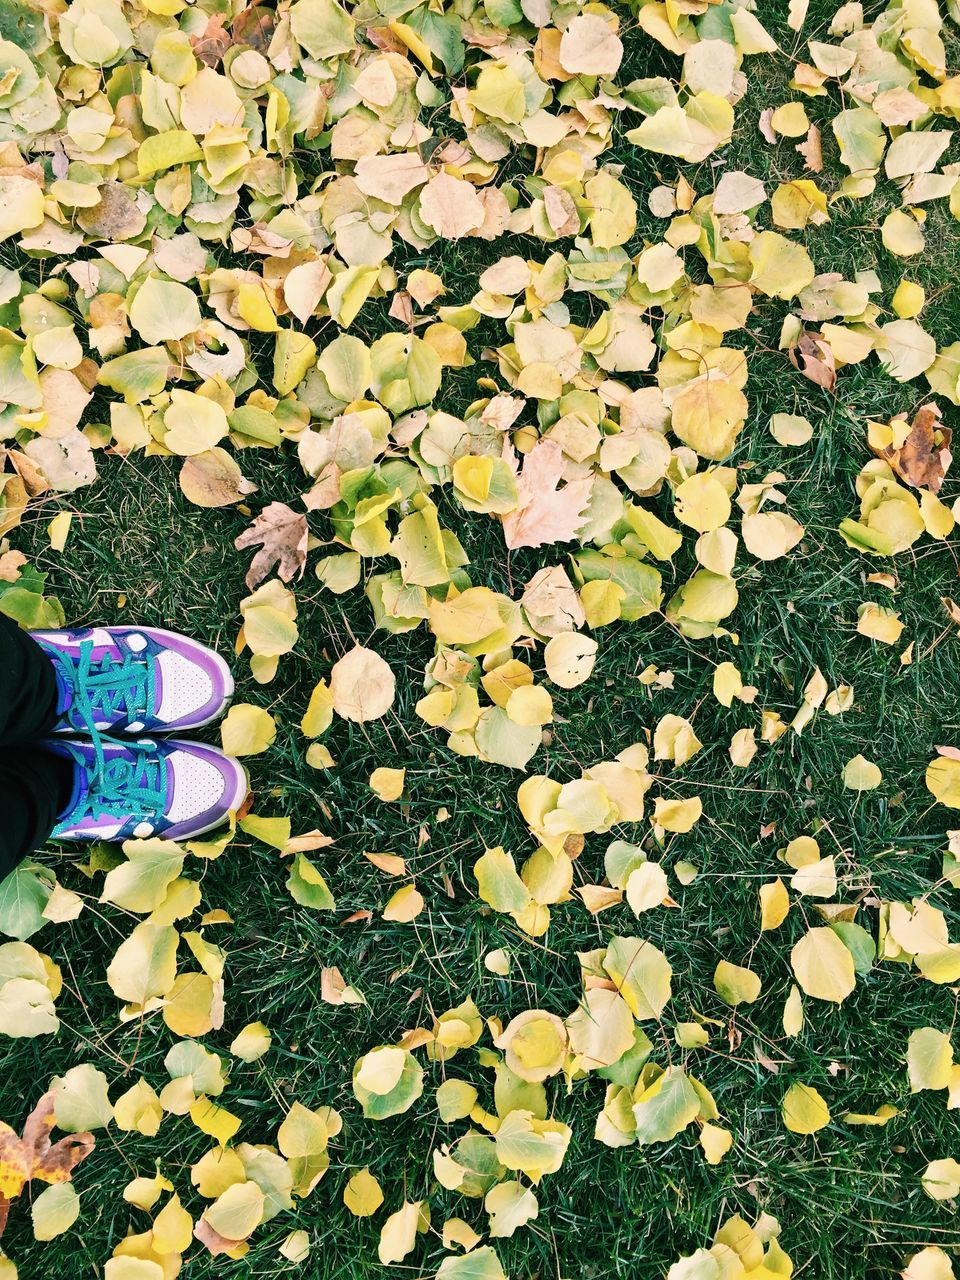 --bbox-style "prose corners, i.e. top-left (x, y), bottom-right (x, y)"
top-left (48, 737), bottom-right (248, 842)
top-left (32, 627), bottom-right (234, 736)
